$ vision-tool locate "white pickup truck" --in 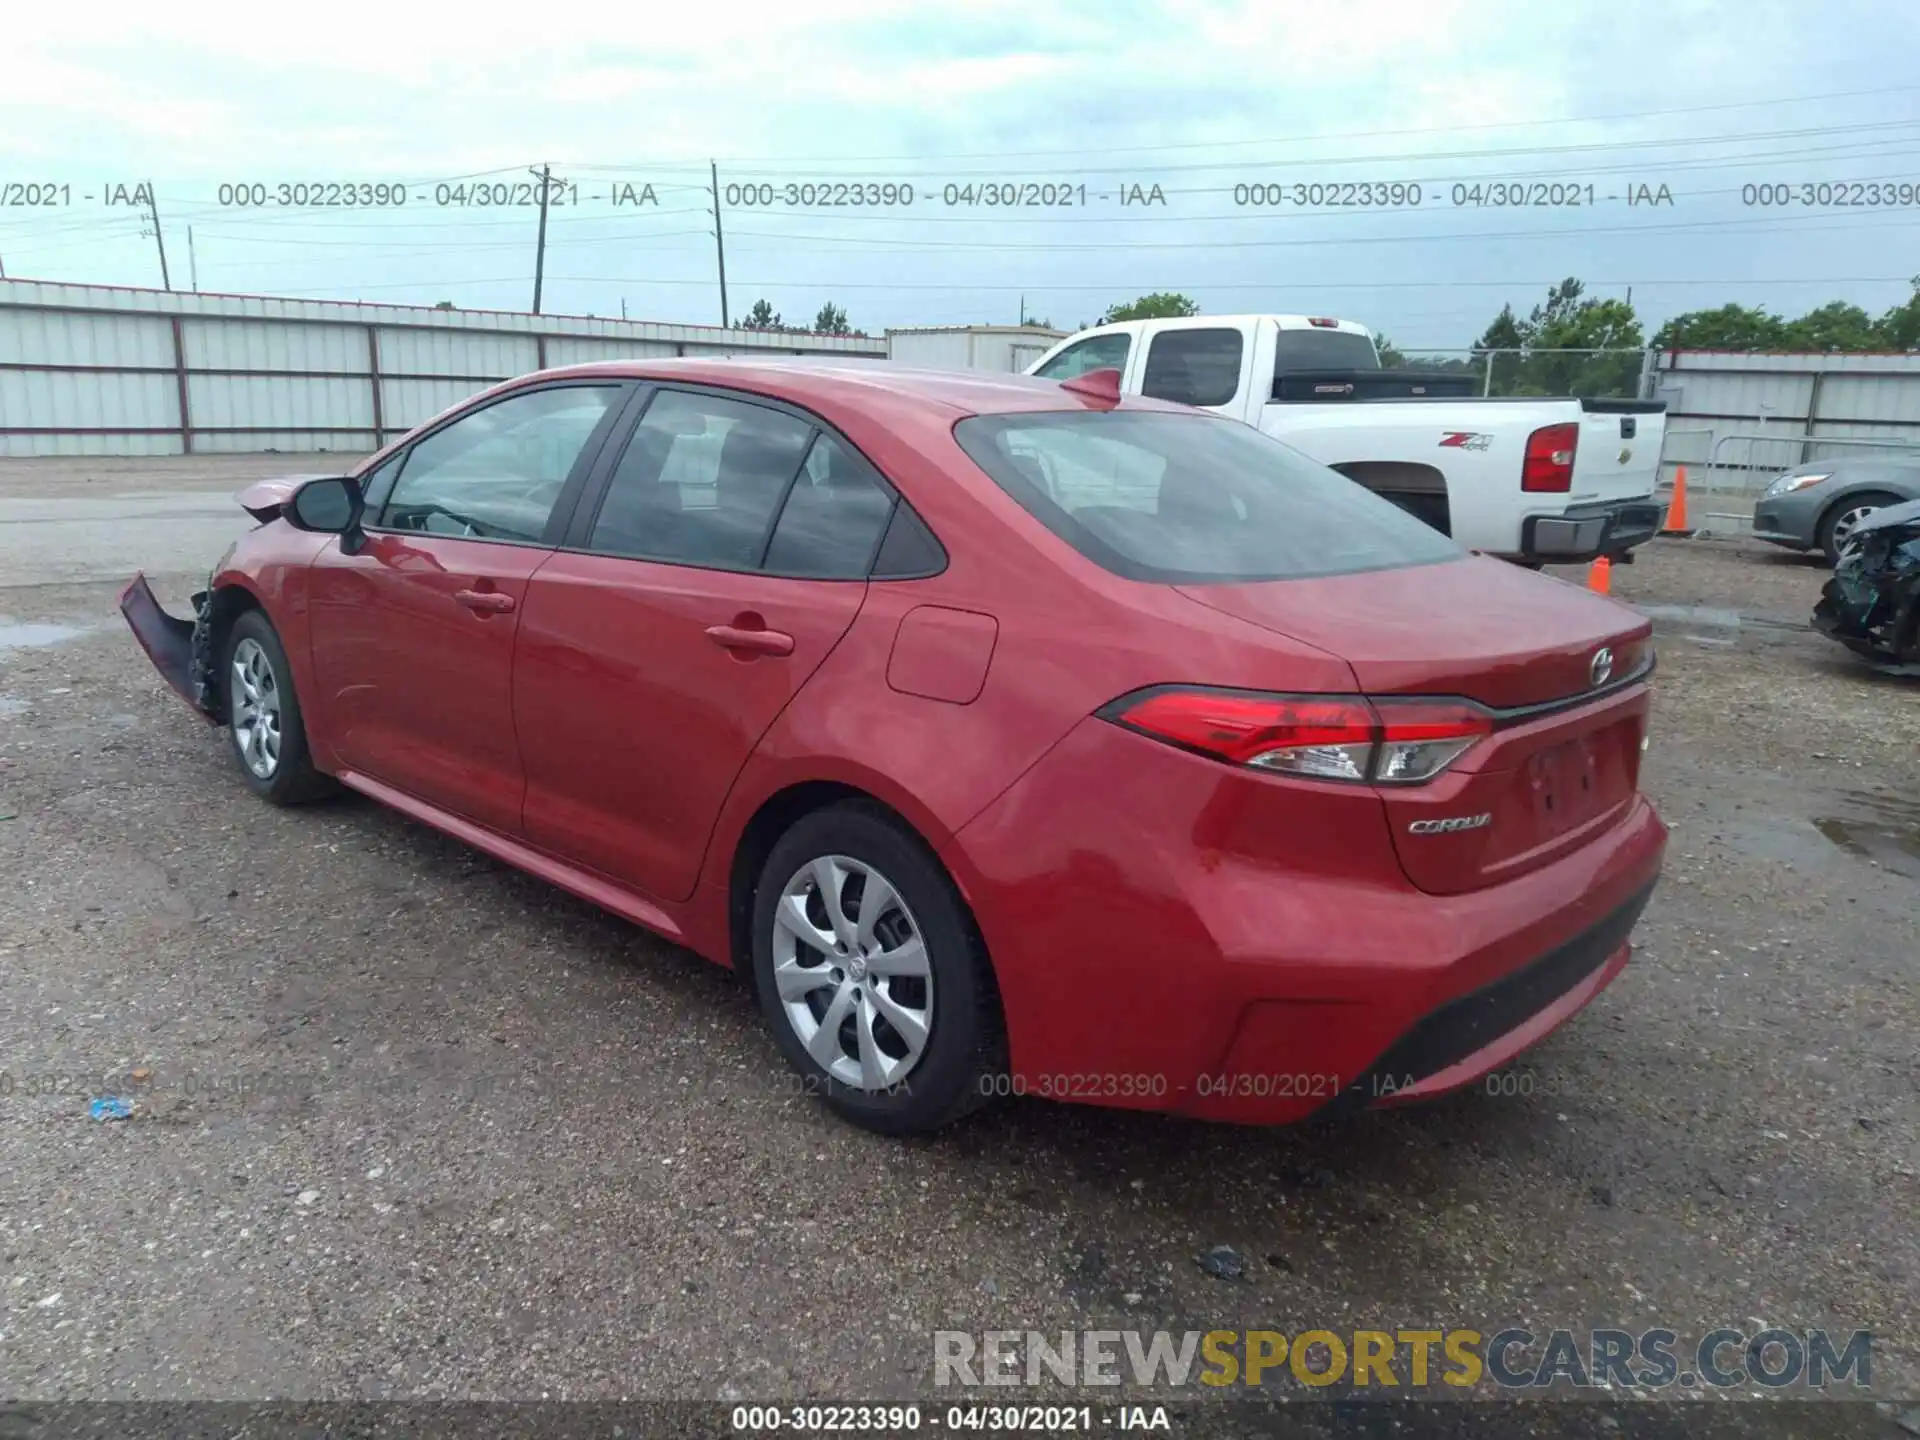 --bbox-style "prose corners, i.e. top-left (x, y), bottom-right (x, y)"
top-left (1024, 314), bottom-right (1667, 565)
